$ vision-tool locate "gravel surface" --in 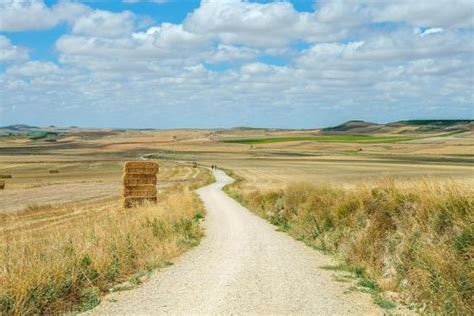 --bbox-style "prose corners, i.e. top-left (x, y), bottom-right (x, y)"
top-left (89, 170), bottom-right (382, 315)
